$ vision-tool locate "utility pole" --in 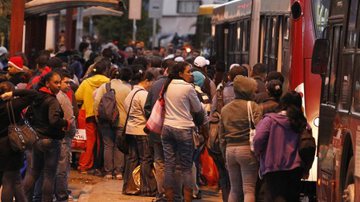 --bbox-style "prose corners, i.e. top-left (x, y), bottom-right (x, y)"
top-left (9, 0), bottom-right (25, 56)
